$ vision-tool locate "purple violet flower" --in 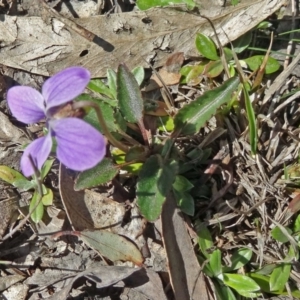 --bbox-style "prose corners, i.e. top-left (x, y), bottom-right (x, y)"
top-left (7, 67), bottom-right (106, 177)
